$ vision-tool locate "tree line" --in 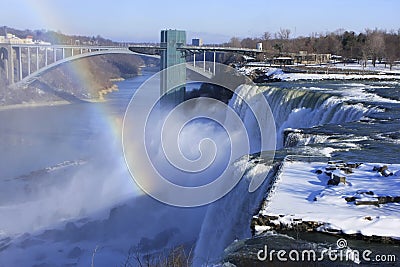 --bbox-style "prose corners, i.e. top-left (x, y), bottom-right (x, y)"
top-left (225, 28), bottom-right (400, 69)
